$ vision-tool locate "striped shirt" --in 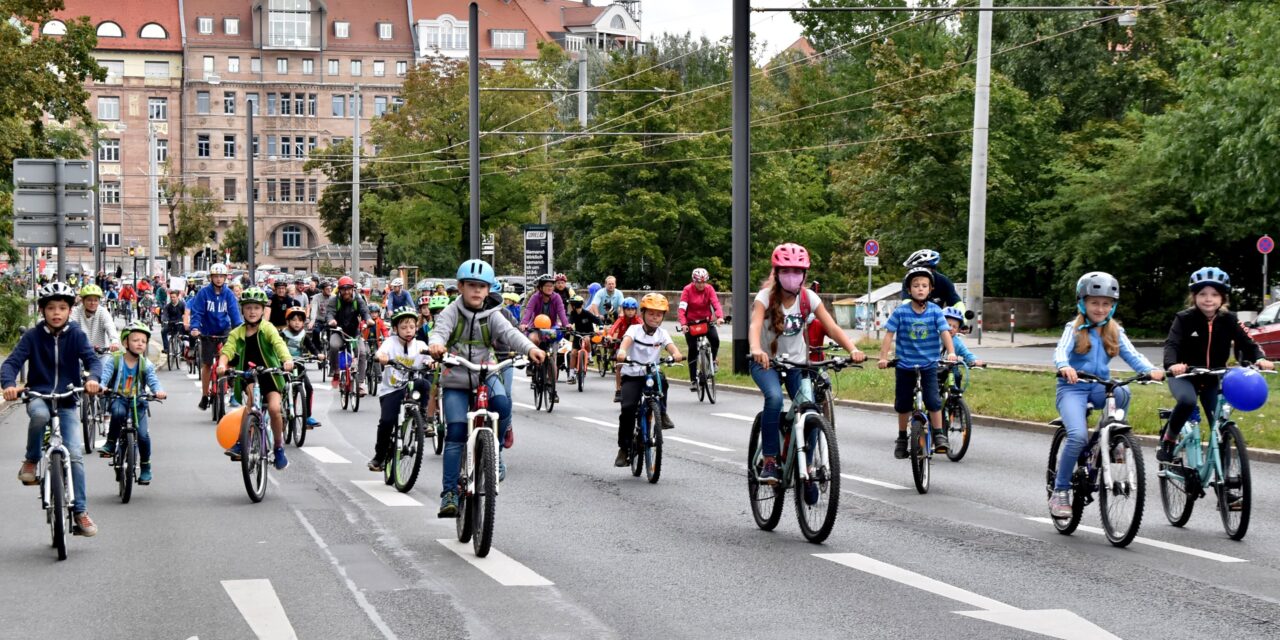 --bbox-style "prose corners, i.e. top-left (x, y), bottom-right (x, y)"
top-left (886, 302), bottom-right (950, 369)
